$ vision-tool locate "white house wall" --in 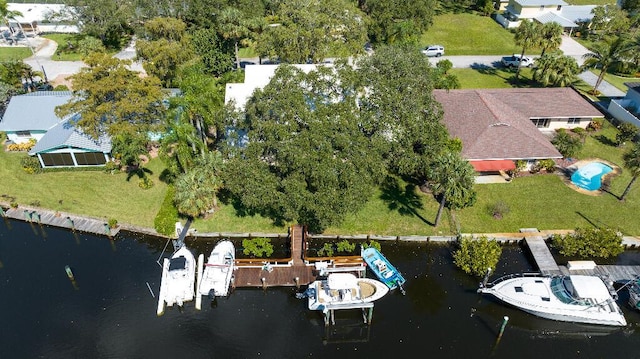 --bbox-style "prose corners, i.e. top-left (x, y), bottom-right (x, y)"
top-left (6, 131), bottom-right (45, 144)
